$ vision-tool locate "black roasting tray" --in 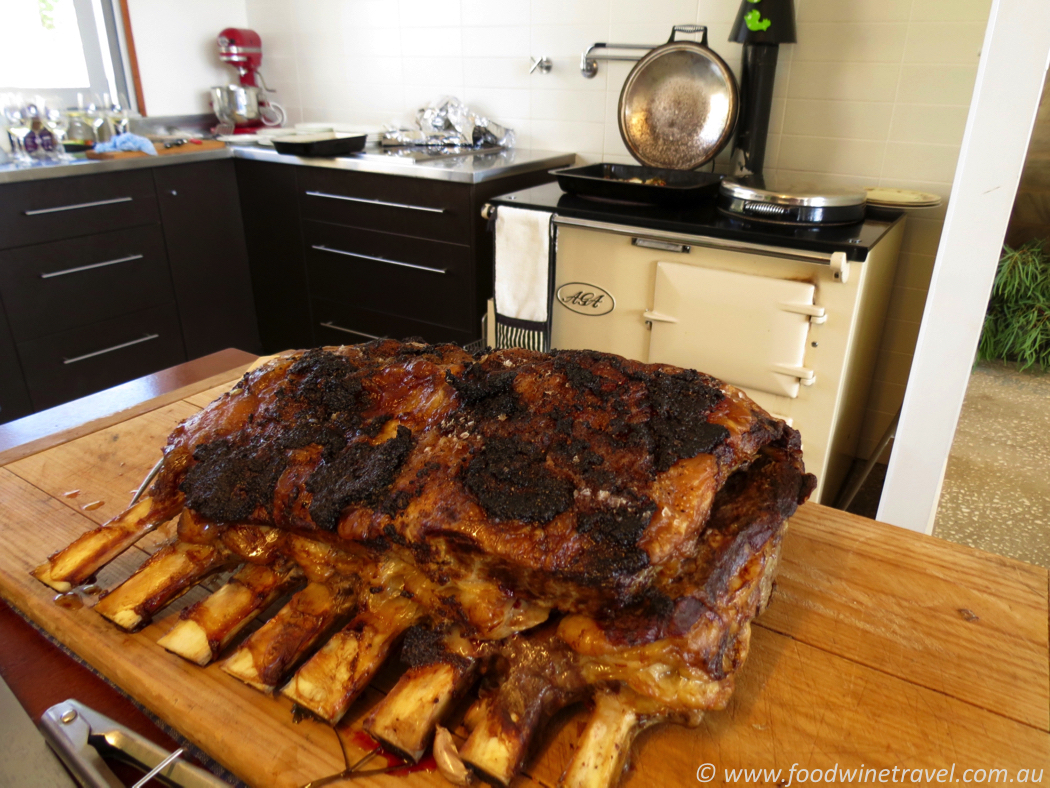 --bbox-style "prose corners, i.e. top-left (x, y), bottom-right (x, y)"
top-left (271, 132), bottom-right (367, 157)
top-left (551, 163), bottom-right (723, 206)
